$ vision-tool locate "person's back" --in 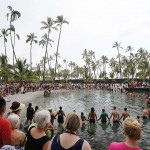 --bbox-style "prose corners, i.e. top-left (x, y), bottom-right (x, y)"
top-left (25, 126), bottom-right (49, 150)
top-left (25, 110), bottom-right (50, 150)
top-left (108, 142), bottom-right (142, 150)
top-left (50, 112), bottom-right (91, 150)
top-left (101, 111), bottom-right (108, 122)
